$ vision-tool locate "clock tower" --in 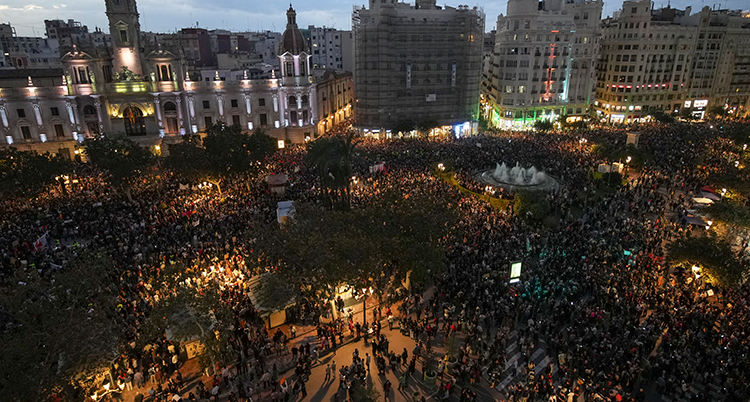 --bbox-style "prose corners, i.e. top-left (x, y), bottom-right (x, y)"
top-left (106, 0), bottom-right (143, 76)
